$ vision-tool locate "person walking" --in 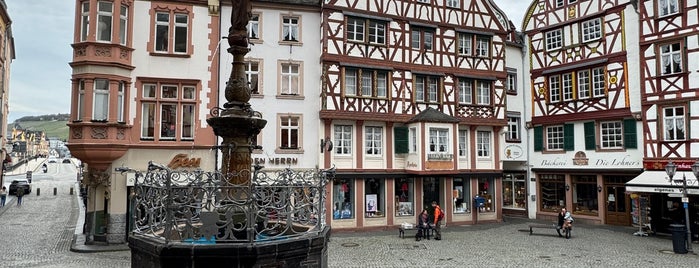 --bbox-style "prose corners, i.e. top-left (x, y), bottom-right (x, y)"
top-left (431, 201), bottom-right (444, 240)
top-left (0, 186), bottom-right (7, 207)
top-left (16, 186), bottom-right (24, 206)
